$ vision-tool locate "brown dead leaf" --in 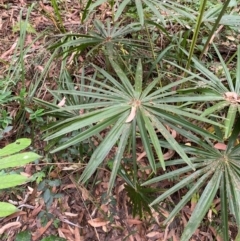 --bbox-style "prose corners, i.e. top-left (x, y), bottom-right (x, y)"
top-left (0, 39), bottom-right (18, 59)
top-left (74, 226), bottom-right (82, 241)
top-left (58, 97), bottom-right (66, 107)
top-left (125, 106), bottom-right (136, 123)
top-left (146, 231), bottom-right (162, 238)
top-left (126, 218), bottom-right (142, 225)
top-left (224, 91), bottom-right (240, 103)
top-left (64, 212), bottom-right (78, 217)
top-left (0, 221), bottom-right (21, 234)
top-left (32, 219), bottom-right (53, 241)
top-left (88, 218), bottom-right (109, 227)
top-left (214, 143), bottom-right (227, 150)
top-left (29, 204), bottom-right (43, 218)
